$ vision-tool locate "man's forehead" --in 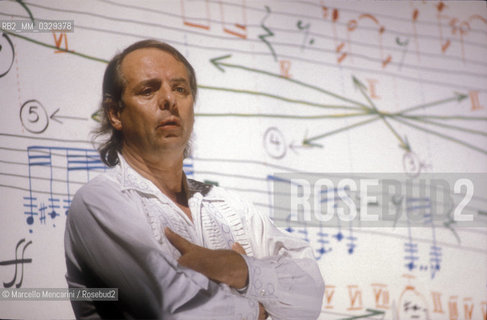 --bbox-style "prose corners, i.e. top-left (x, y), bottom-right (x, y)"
top-left (121, 48), bottom-right (188, 81)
